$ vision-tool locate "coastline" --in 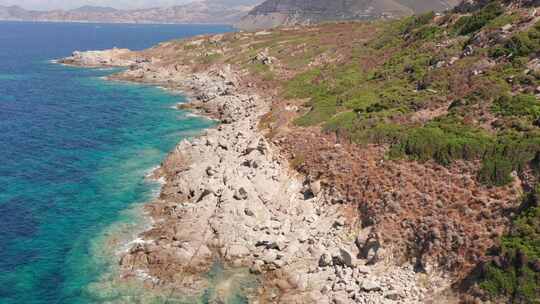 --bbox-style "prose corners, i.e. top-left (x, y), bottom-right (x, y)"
top-left (0, 19), bottom-right (234, 26)
top-left (58, 43), bottom-right (450, 303)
